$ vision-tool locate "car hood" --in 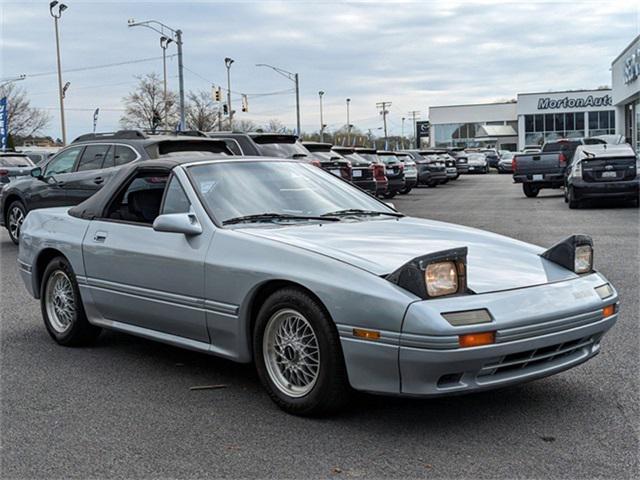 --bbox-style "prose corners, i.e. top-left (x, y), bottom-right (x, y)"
top-left (240, 217), bottom-right (578, 294)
